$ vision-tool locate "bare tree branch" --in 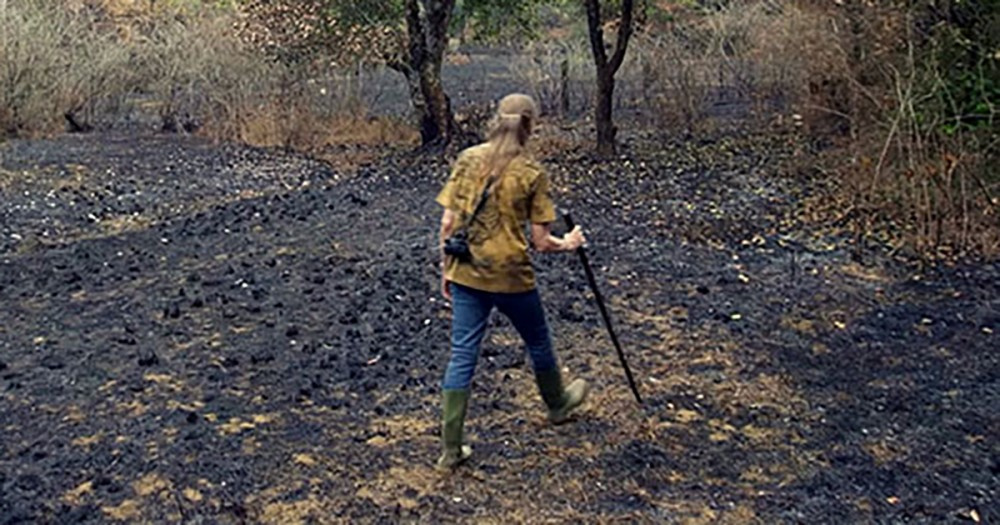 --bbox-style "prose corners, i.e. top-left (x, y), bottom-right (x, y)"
top-left (420, 0), bottom-right (453, 62)
top-left (584, 0), bottom-right (607, 71)
top-left (405, 0), bottom-right (425, 72)
top-left (608, 0), bottom-right (633, 75)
